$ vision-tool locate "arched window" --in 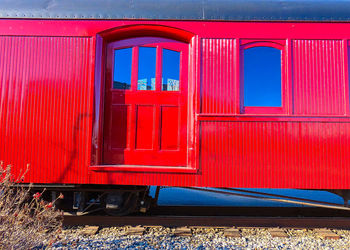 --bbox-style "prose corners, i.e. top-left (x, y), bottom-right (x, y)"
top-left (241, 41), bottom-right (286, 114)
